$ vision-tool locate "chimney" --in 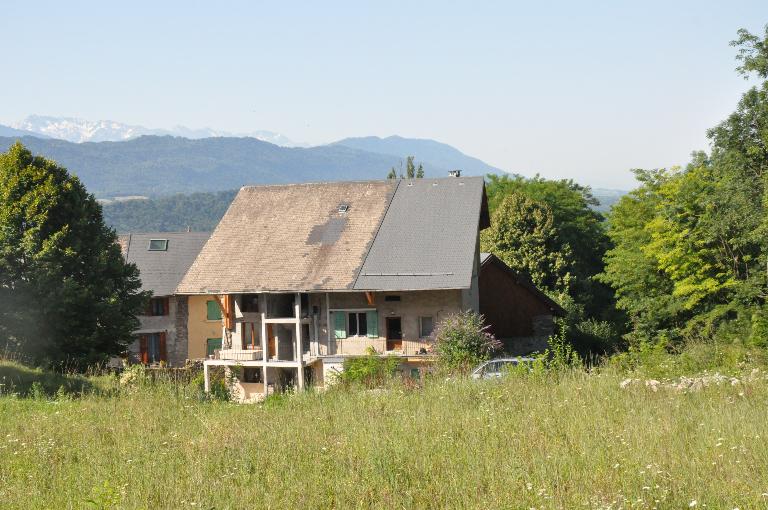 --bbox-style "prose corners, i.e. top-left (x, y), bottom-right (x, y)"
top-left (448, 169), bottom-right (462, 177)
